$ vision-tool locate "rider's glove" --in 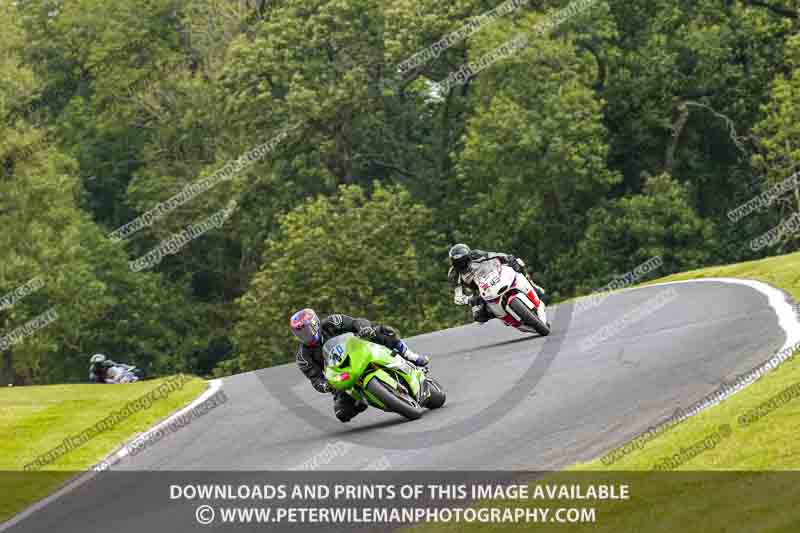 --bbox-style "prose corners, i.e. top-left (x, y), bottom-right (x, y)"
top-left (508, 255), bottom-right (523, 272)
top-left (357, 325), bottom-right (376, 339)
top-left (454, 294), bottom-right (470, 305)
